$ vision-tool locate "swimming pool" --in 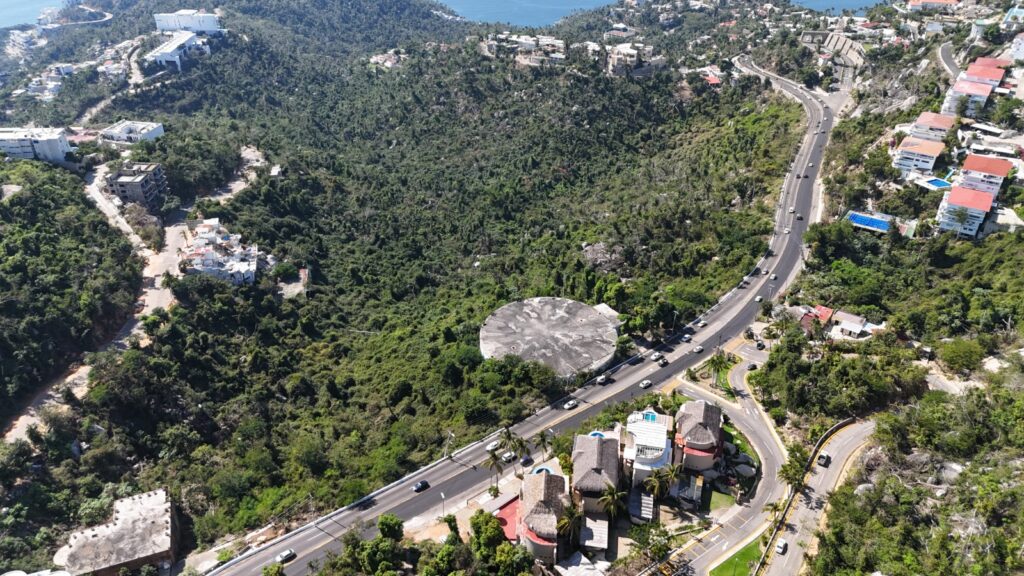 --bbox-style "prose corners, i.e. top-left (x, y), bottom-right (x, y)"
top-left (847, 212), bottom-right (891, 232)
top-left (533, 466), bottom-right (553, 475)
top-left (588, 431), bottom-right (605, 438)
top-left (927, 178), bottom-right (951, 188)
